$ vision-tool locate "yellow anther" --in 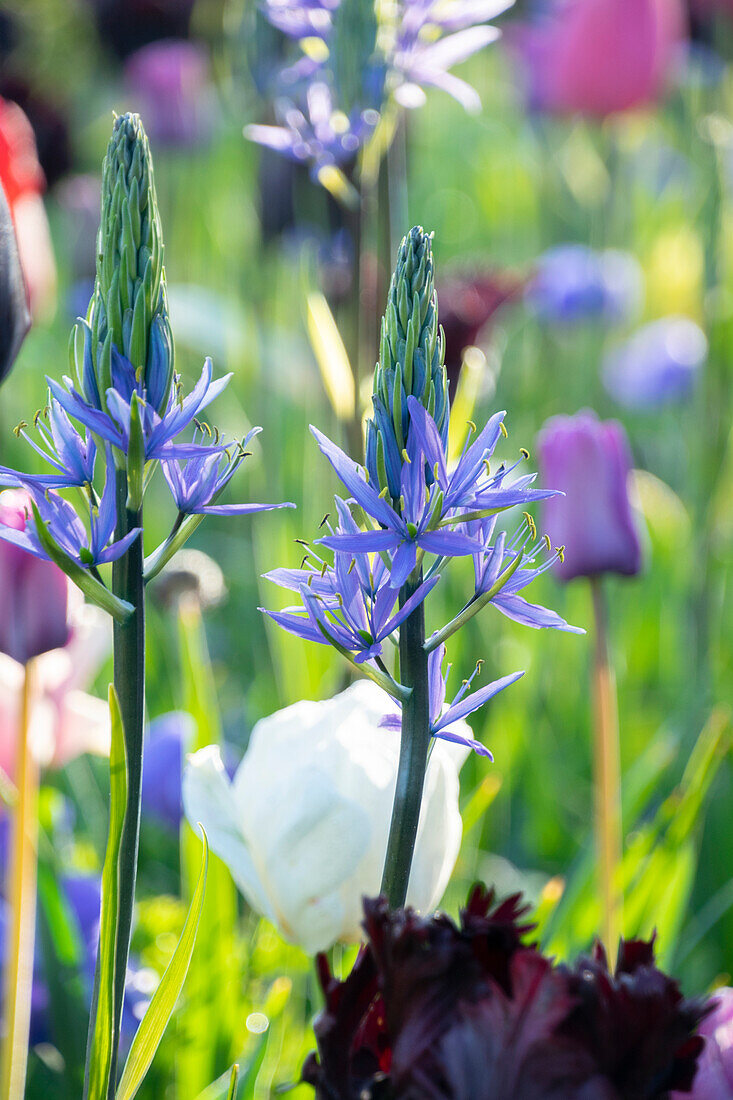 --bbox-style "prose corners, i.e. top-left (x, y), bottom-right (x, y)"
top-left (307, 575), bottom-right (313, 587)
top-left (33, 409), bottom-right (43, 427)
top-left (433, 461), bottom-right (440, 480)
top-left (466, 419), bottom-right (476, 434)
top-left (402, 449), bottom-right (411, 464)
top-left (295, 538), bottom-right (310, 547)
top-left (12, 421), bottom-right (27, 437)
top-left (500, 421), bottom-right (508, 439)
top-left (520, 447), bottom-right (530, 460)
top-left (476, 659), bottom-right (484, 672)
top-left (319, 513), bottom-right (330, 529)
top-left (462, 679), bottom-right (469, 687)
top-left (347, 558), bottom-right (357, 574)
top-left (543, 534), bottom-right (552, 552)
top-left (379, 486), bottom-right (390, 499)
top-left (213, 427), bottom-right (221, 445)
top-left (320, 561), bottom-right (328, 576)
top-left (557, 545), bottom-right (565, 563)
top-left (300, 556), bottom-right (309, 570)
top-left (483, 459), bottom-right (491, 476)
